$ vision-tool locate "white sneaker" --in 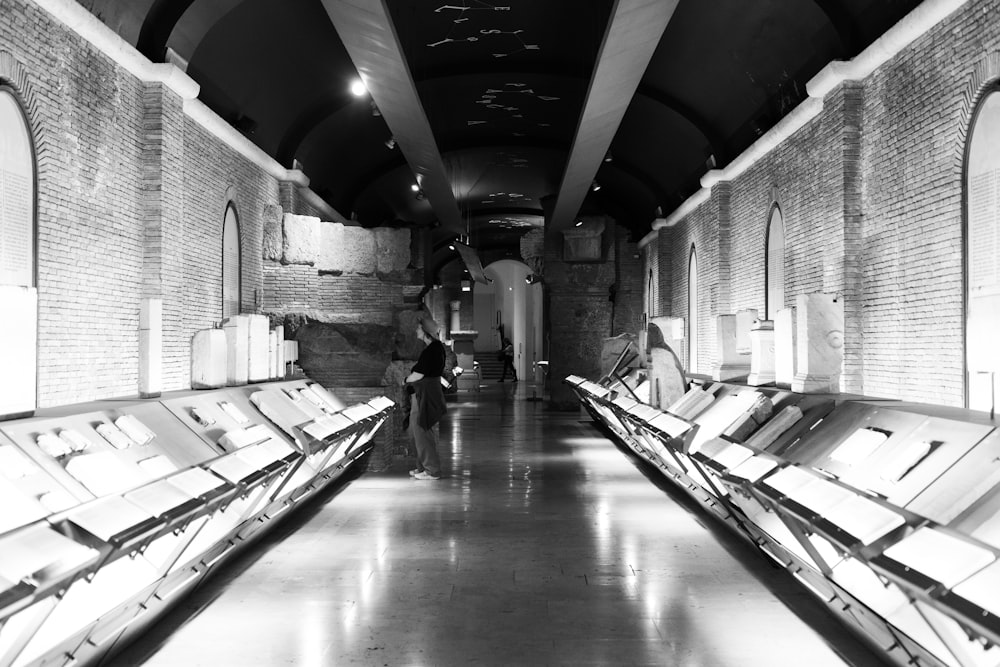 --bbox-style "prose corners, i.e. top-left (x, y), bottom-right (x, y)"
top-left (409, 468), bottom-right (423, 477)
top-left (413, 471), bottom-right (441, 481)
